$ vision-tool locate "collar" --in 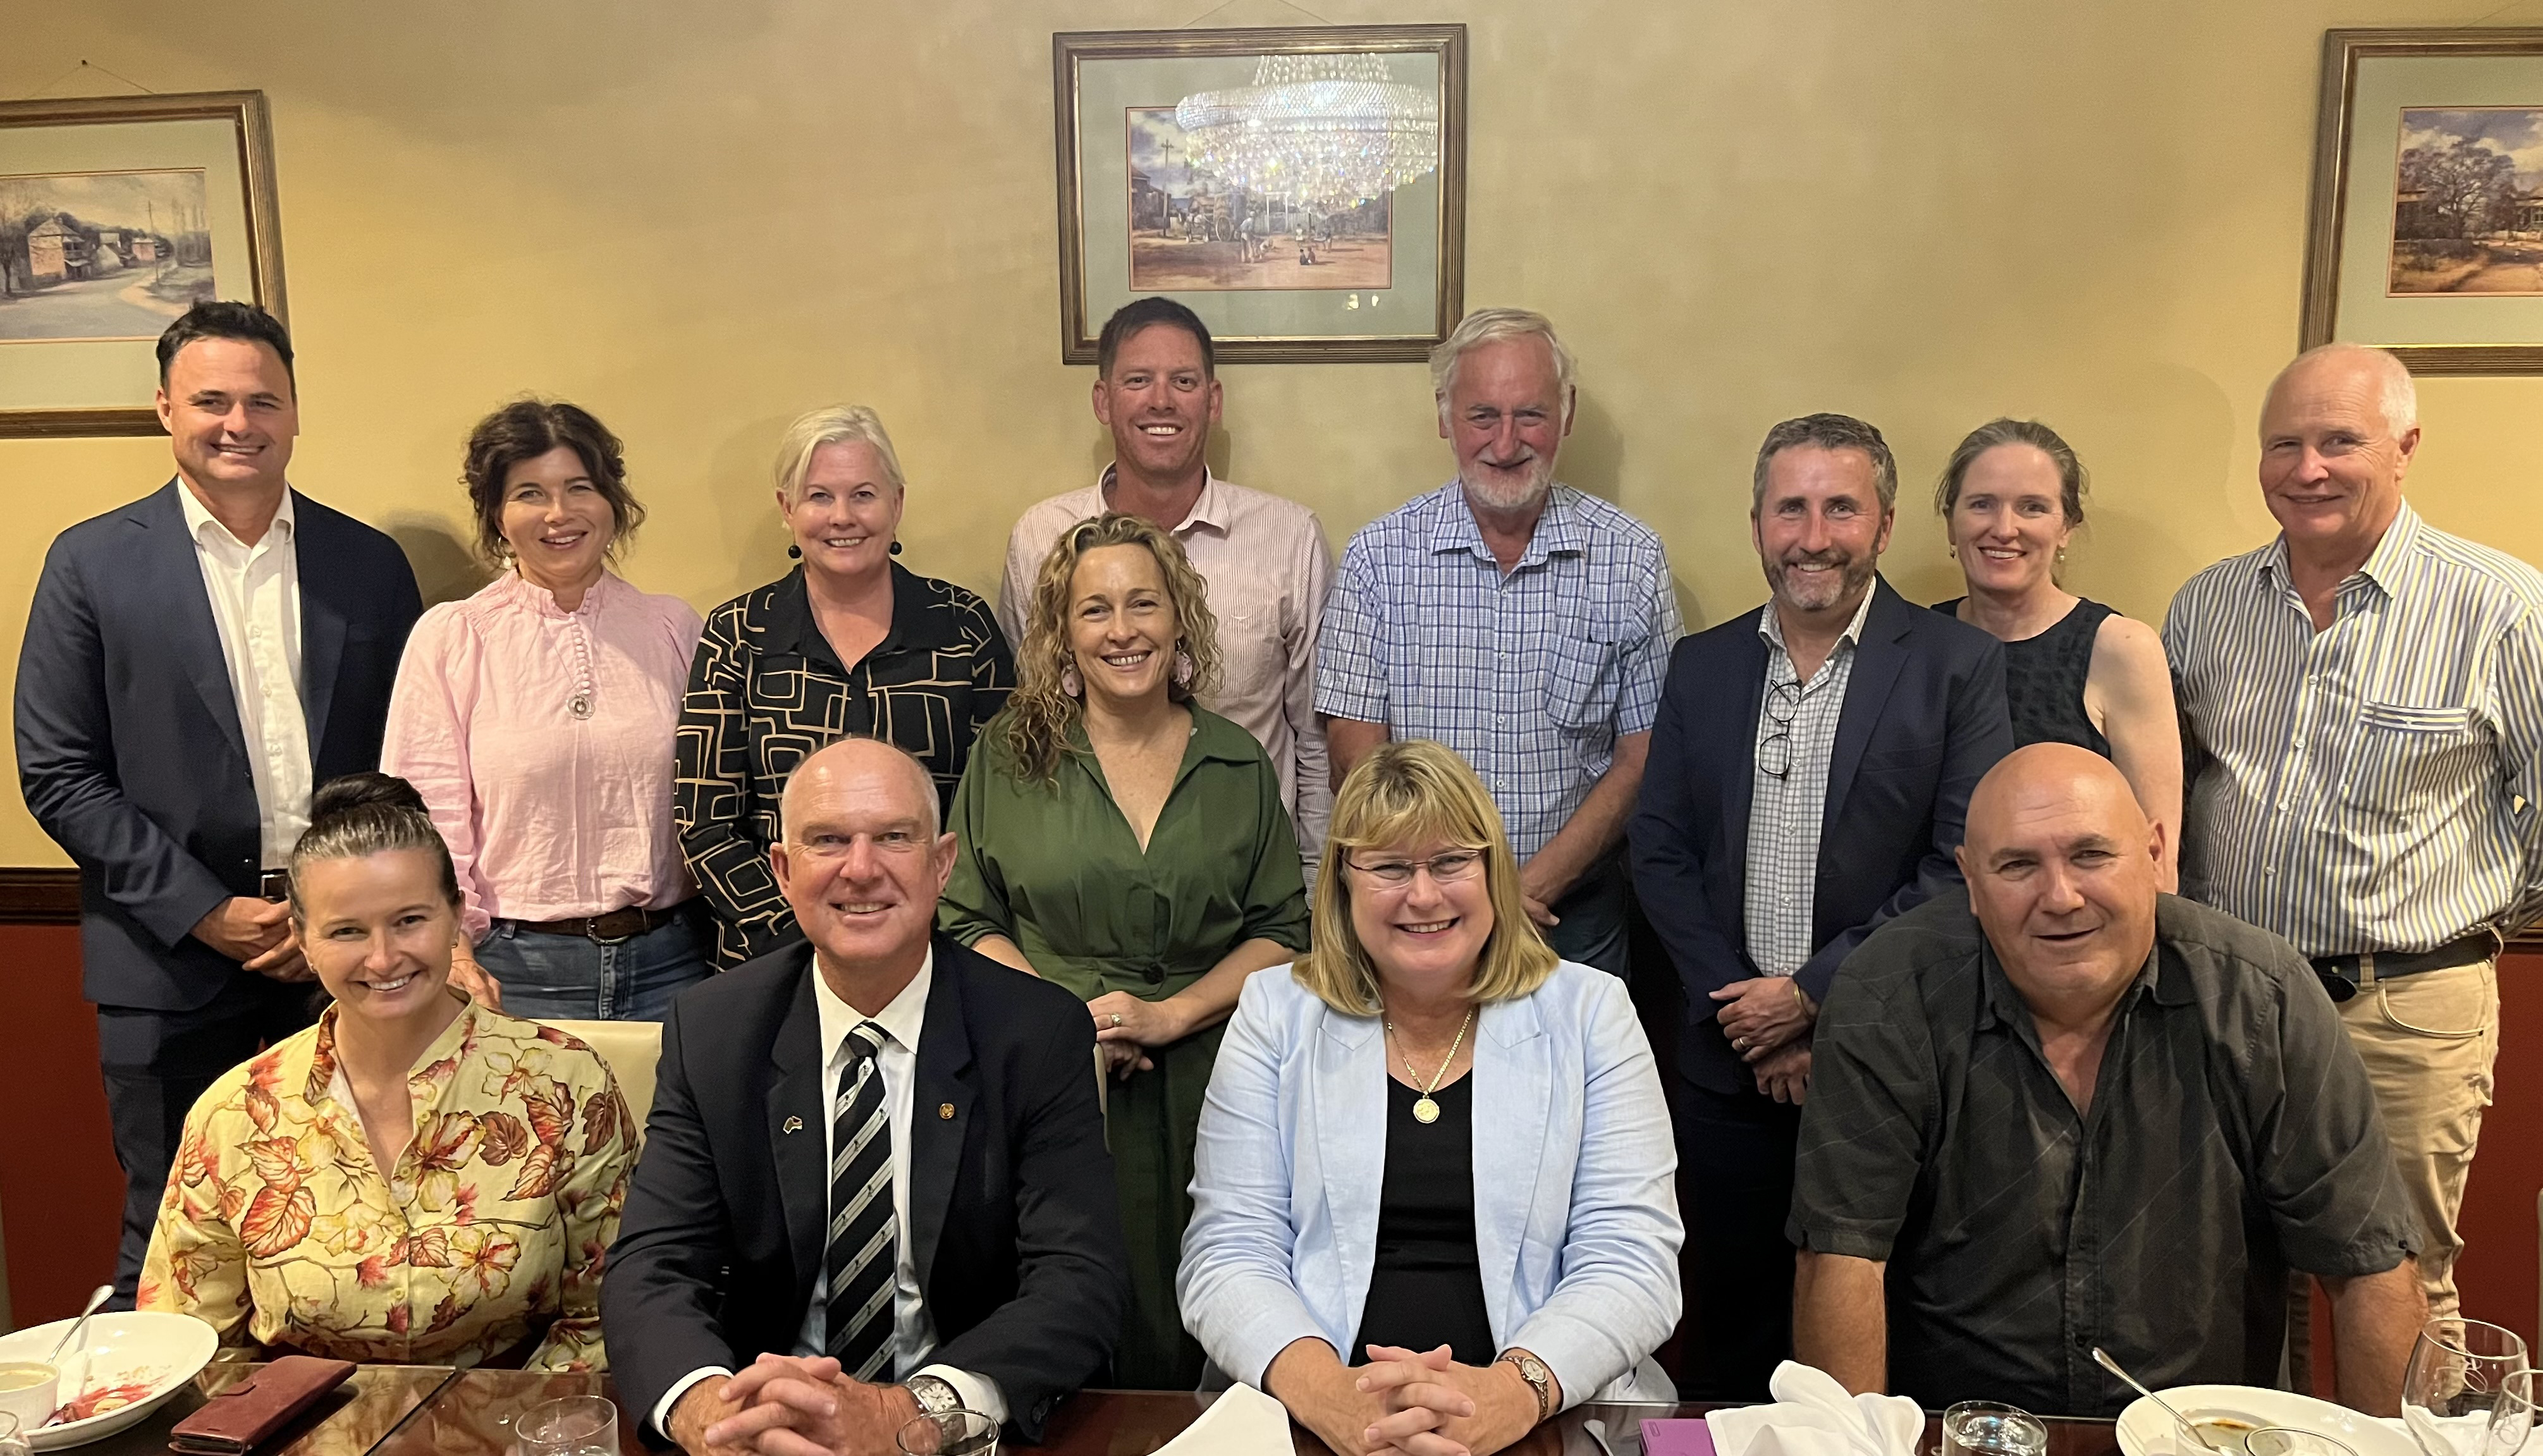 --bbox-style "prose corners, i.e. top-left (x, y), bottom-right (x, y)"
top-left (764, 561), bottom-right (962, 670)
top-left (486, 568), bottom-right (623, 620)
top-left (812, 943), bottom-right (934, 1075)
top-left (1757, 578), bottom-right (1879, 653)
top-left (1972, 930), bottom-right (2171, 1044)
top-left (2259, 499), bottom-right (2423, 603)
top-left (1096, 464), bottom-right (1227, 535)
top-left (178, 479), bottom-right (296, 551)
top-left (1425, 479), bottom-right (1585, 565)
top-left (304, 989), bottom-right (478, 1110)
top-left (1066, 706), bottom-right (1258, 774)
